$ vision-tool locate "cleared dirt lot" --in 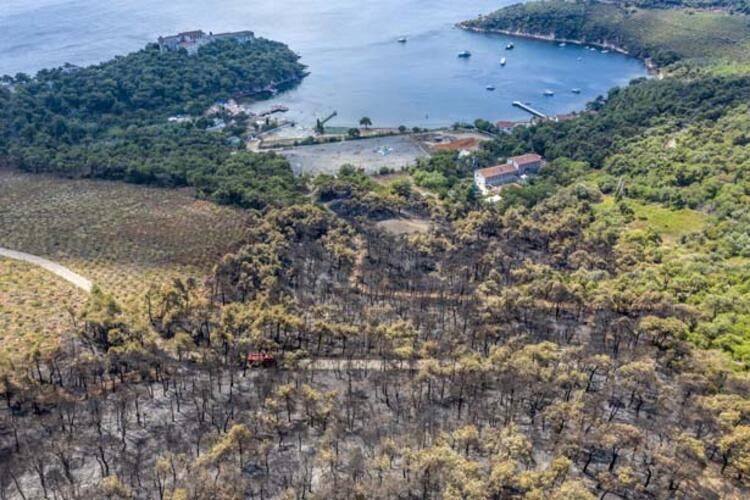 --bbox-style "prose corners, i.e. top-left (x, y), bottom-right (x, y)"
top-left (282, 135), bottom-right (428, 175)
top-left (376, 217), bottom-right (431, 235)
